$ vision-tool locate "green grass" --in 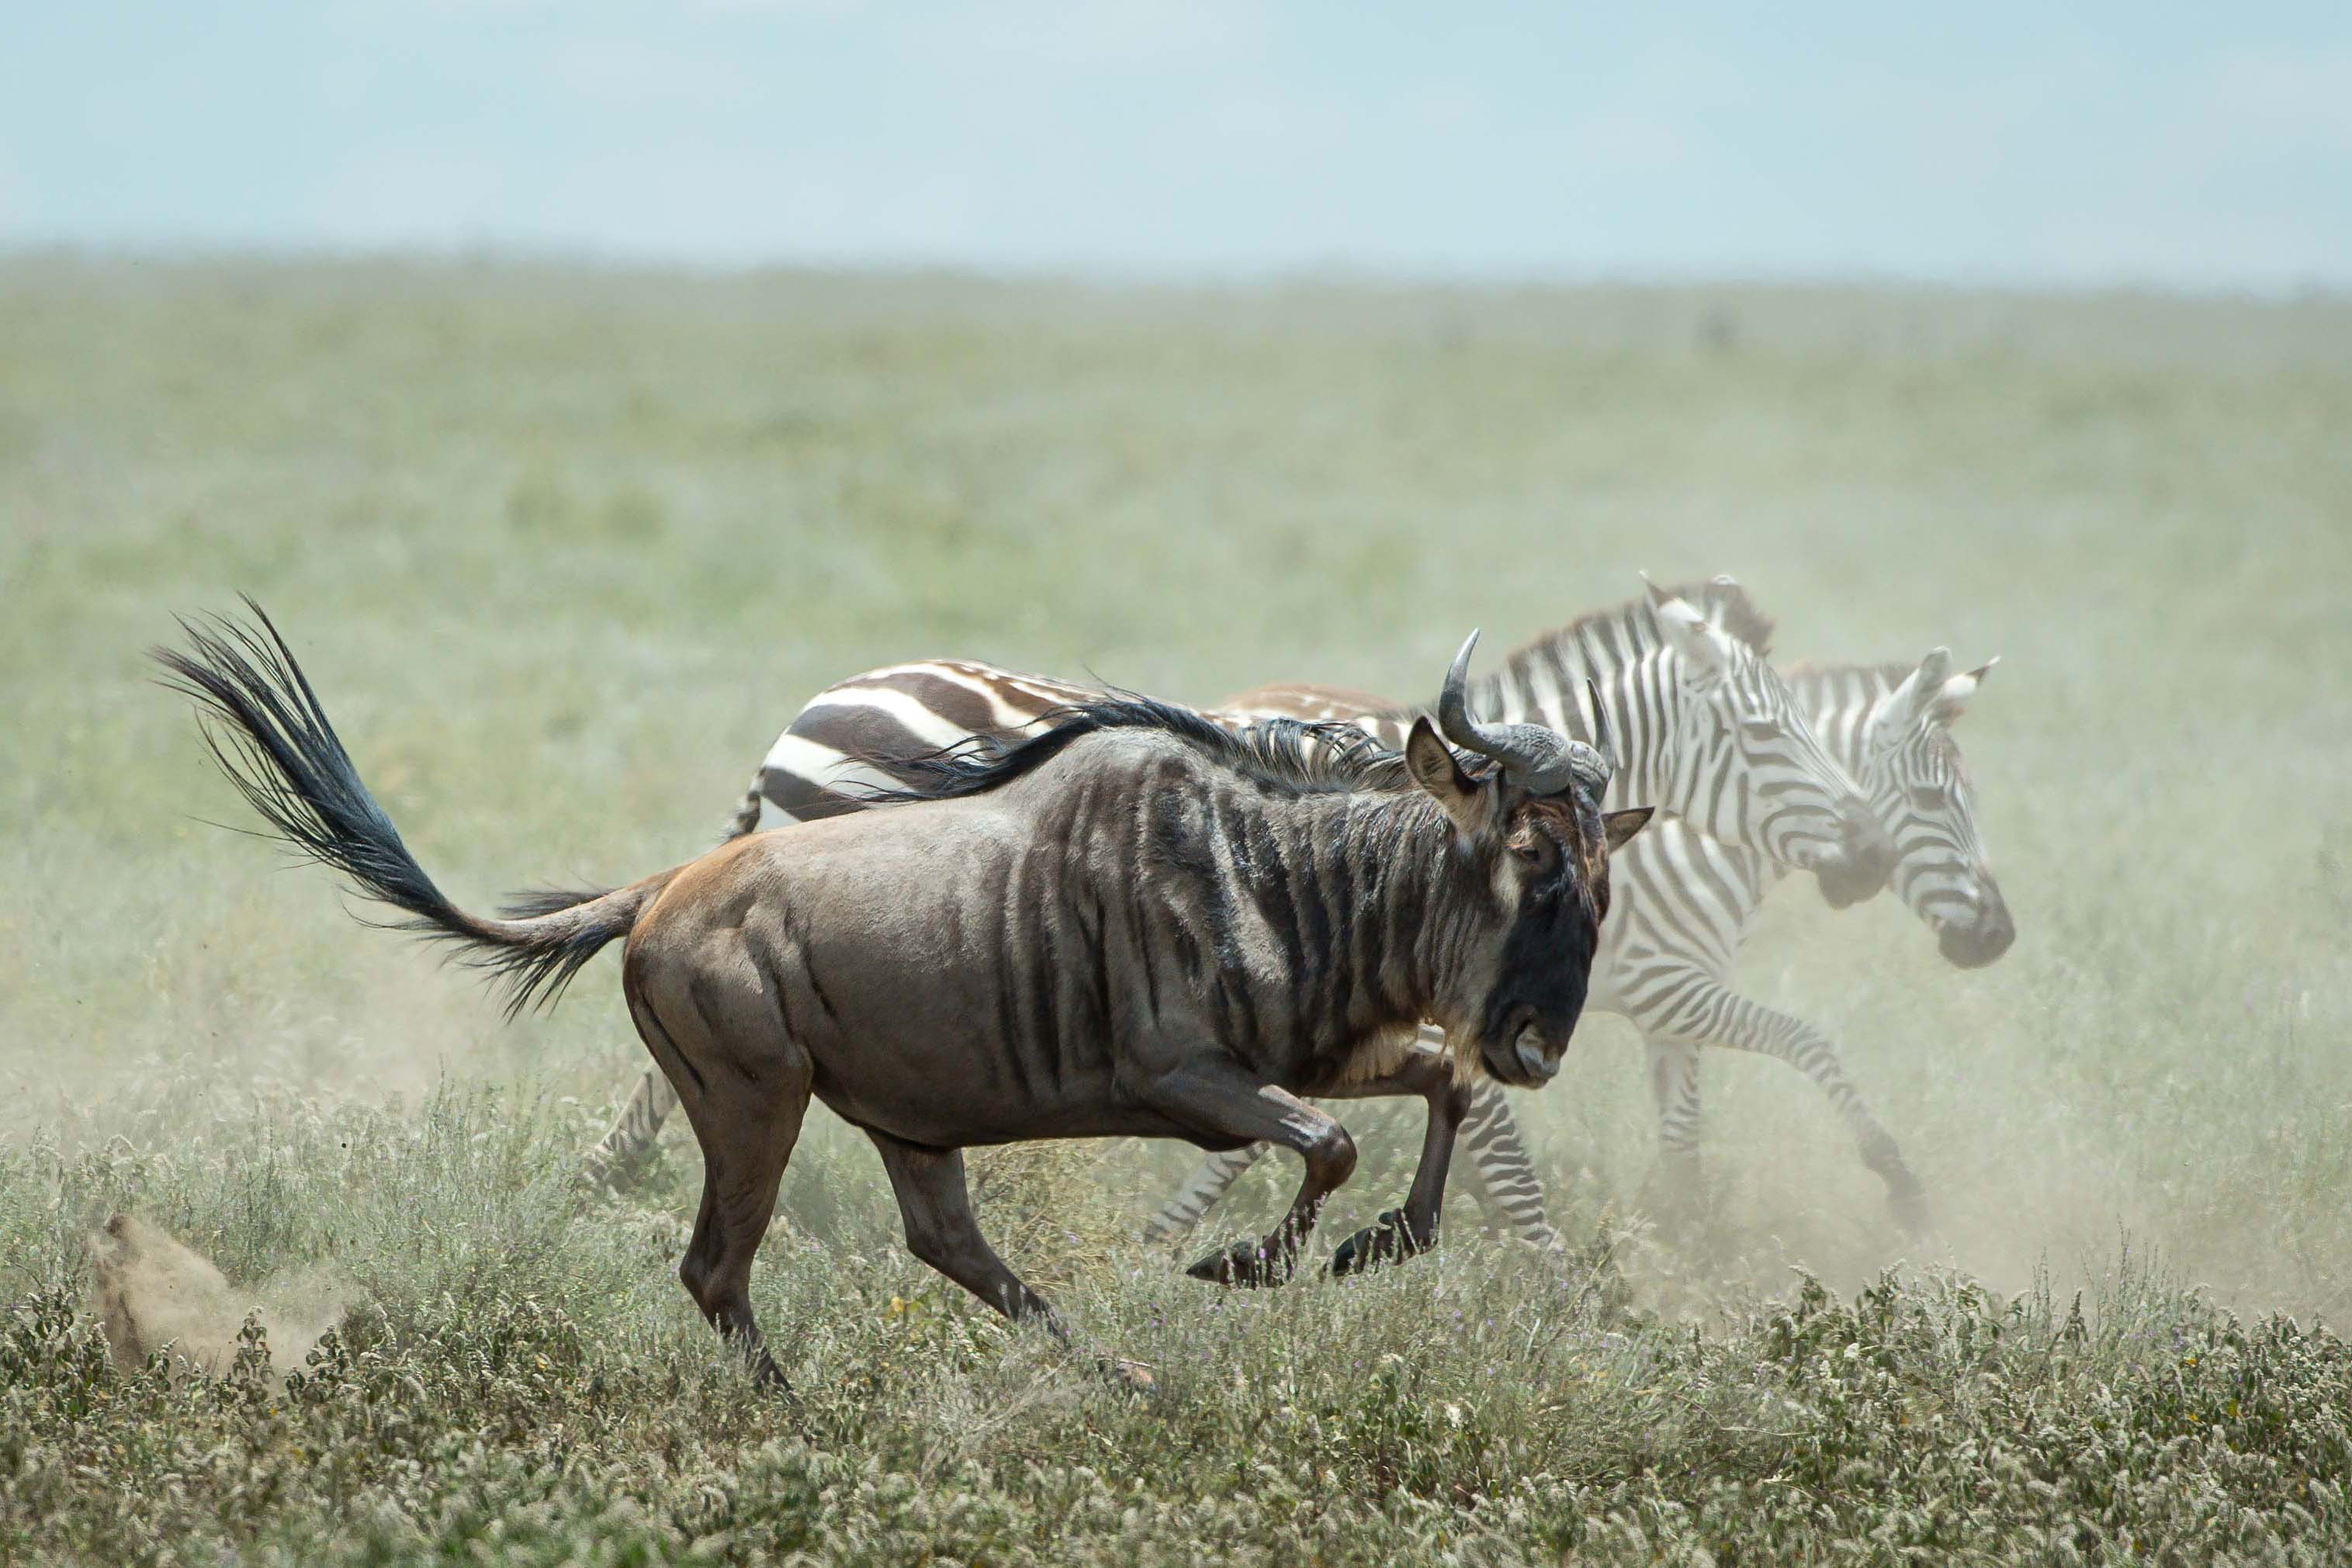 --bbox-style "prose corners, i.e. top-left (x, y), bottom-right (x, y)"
top-left (3, 255), bottom-right (2350, 1563)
